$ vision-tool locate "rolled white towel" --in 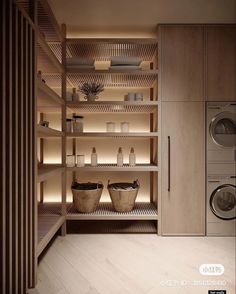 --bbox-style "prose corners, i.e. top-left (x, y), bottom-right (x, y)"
top-left (111, 57), bottom-right (142, 66)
